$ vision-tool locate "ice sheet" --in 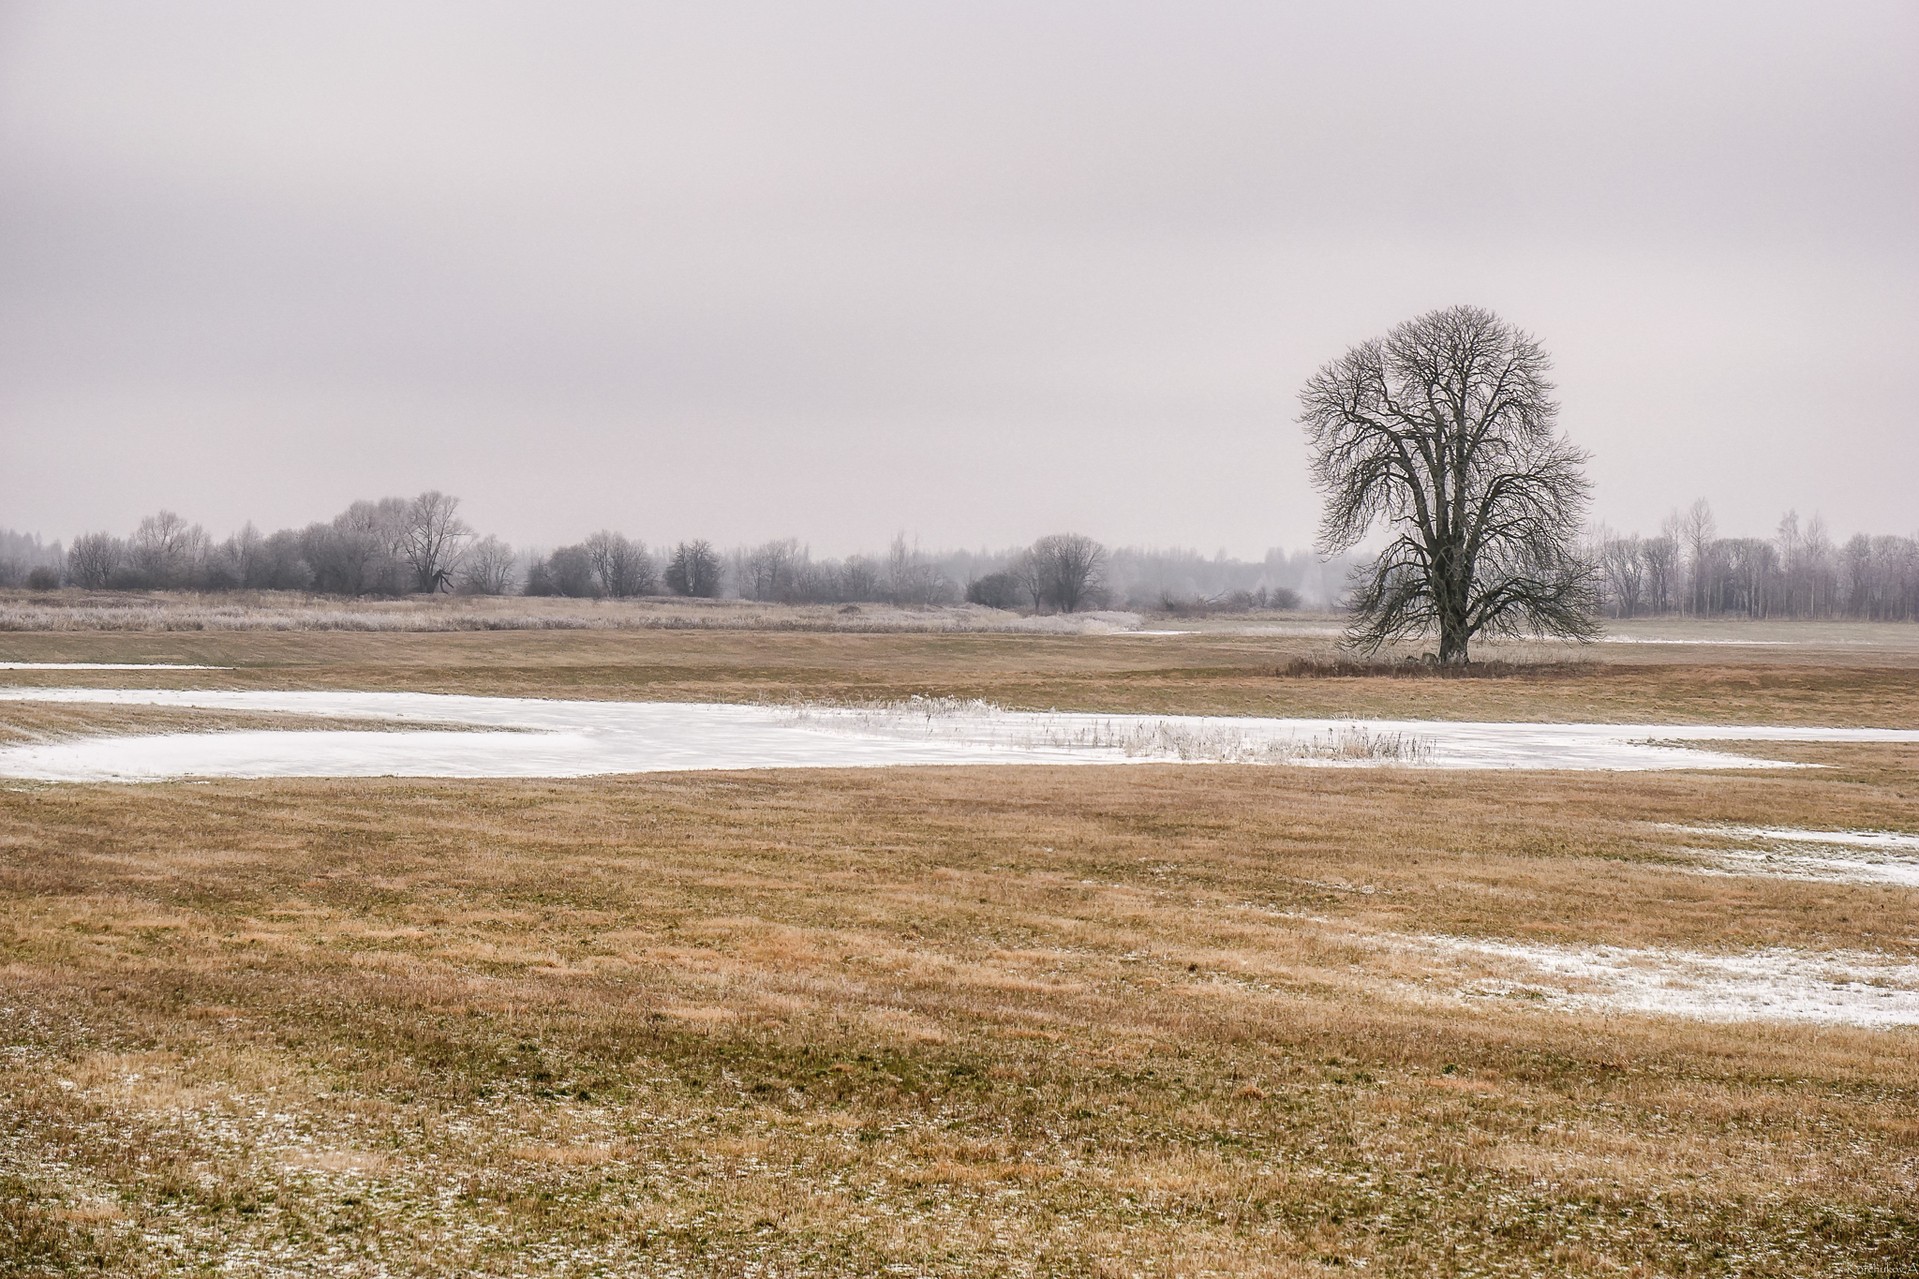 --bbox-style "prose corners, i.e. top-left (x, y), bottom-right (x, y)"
top-left (1, 687), bottom-right (1916, 781)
